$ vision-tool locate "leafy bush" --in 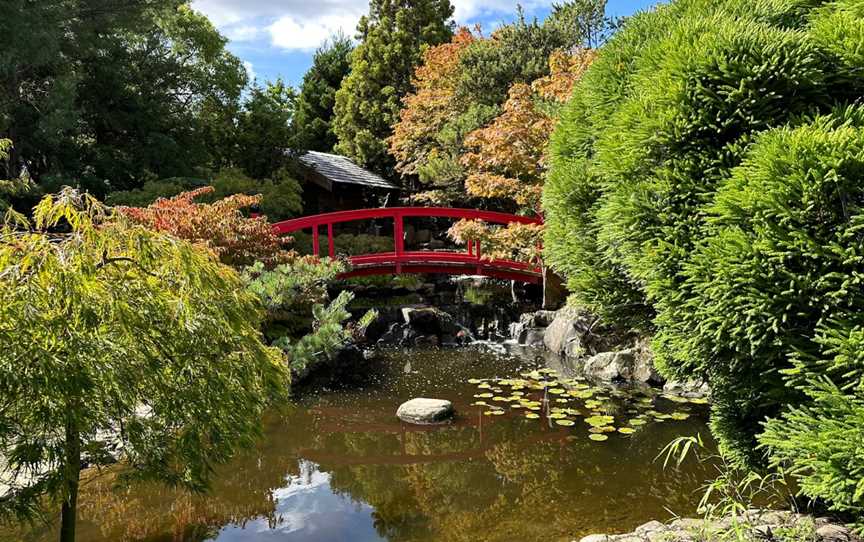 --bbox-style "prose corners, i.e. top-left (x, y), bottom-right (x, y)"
top-left (118, 187), bottom-right (292, 268)
top-left (543, 0), bottom-right (864, 504)
top-left (107, 168), bottom-right (302, 221)
top-left (0, 139), bottom-right (36, 211)
top-left (243, 260), bottom-right (377, 375)
top-left (660, 109), bottom-right (864, 464)
top-left (761, 381), bottom-right (864, 529)
top-left (0, 189), bottom-right (288, 532)
top-left (290, 231), bottom-right (395, 257)
top-left (274, 291), bottom-right (377, 376)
